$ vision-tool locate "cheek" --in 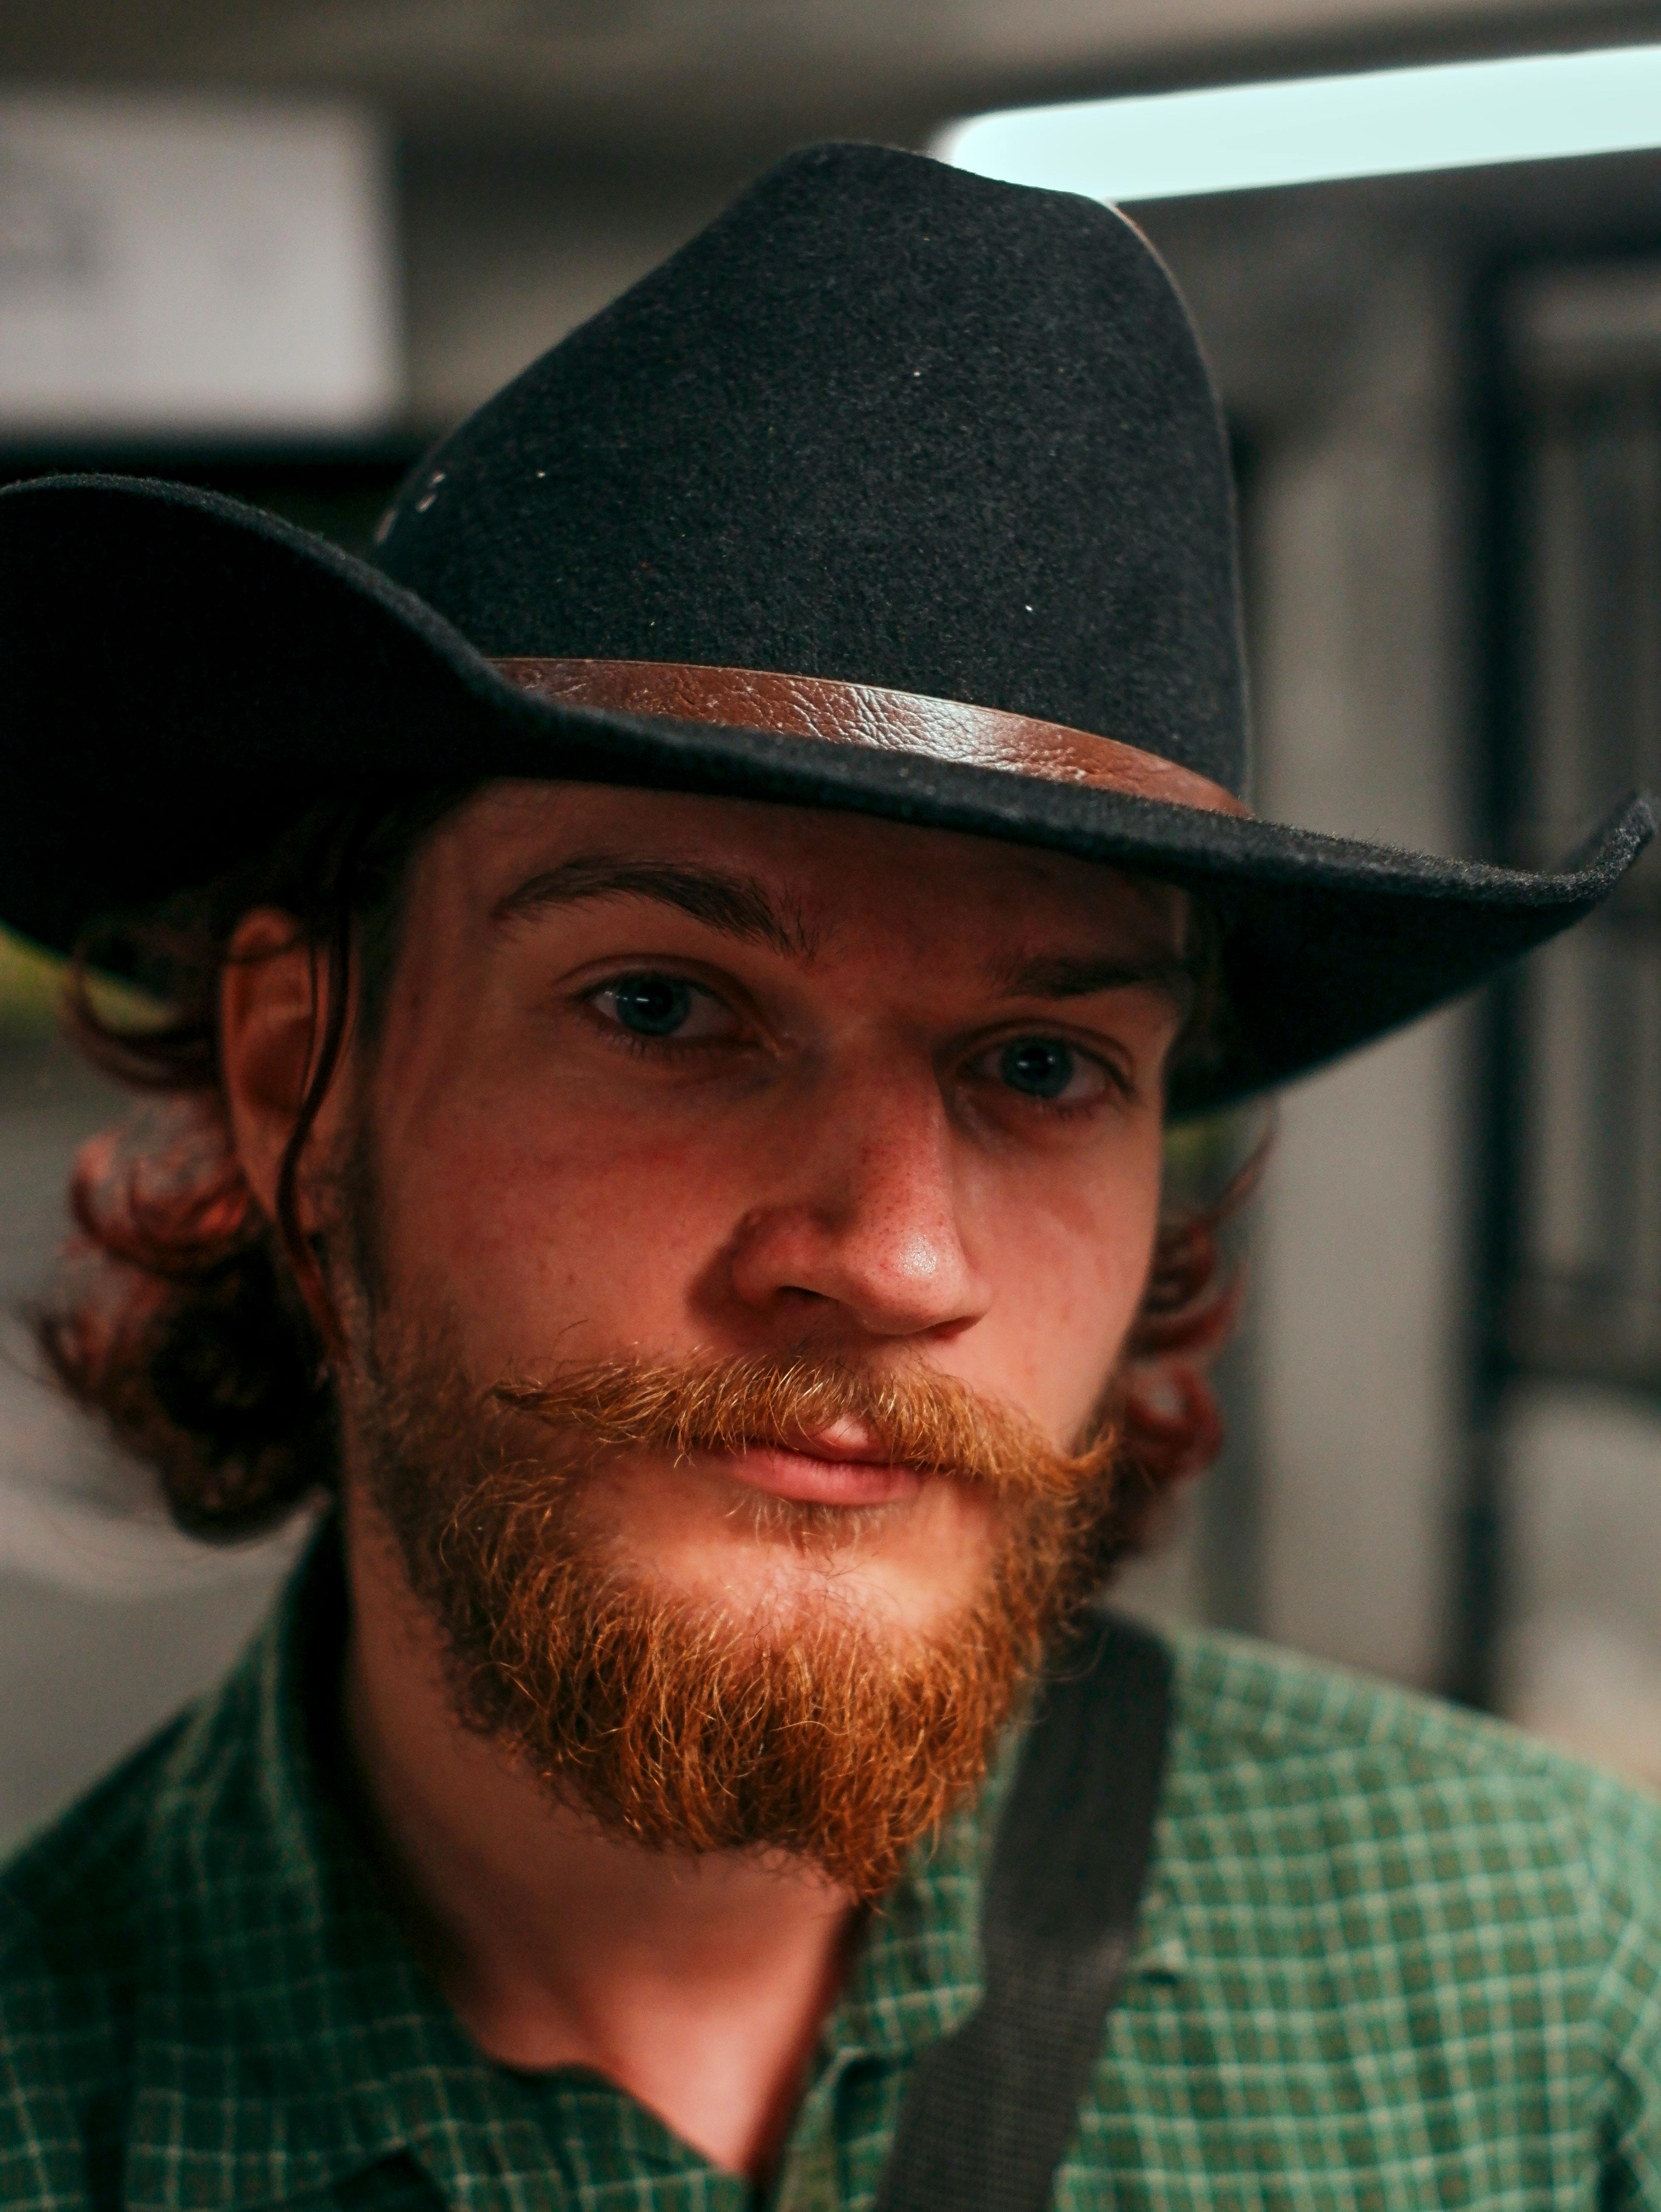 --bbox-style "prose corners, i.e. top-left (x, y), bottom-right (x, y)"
top-left (971, 1130), bottom-right (1163, 1423)
top-left (368, 1073), bottom-right (750, 1368)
